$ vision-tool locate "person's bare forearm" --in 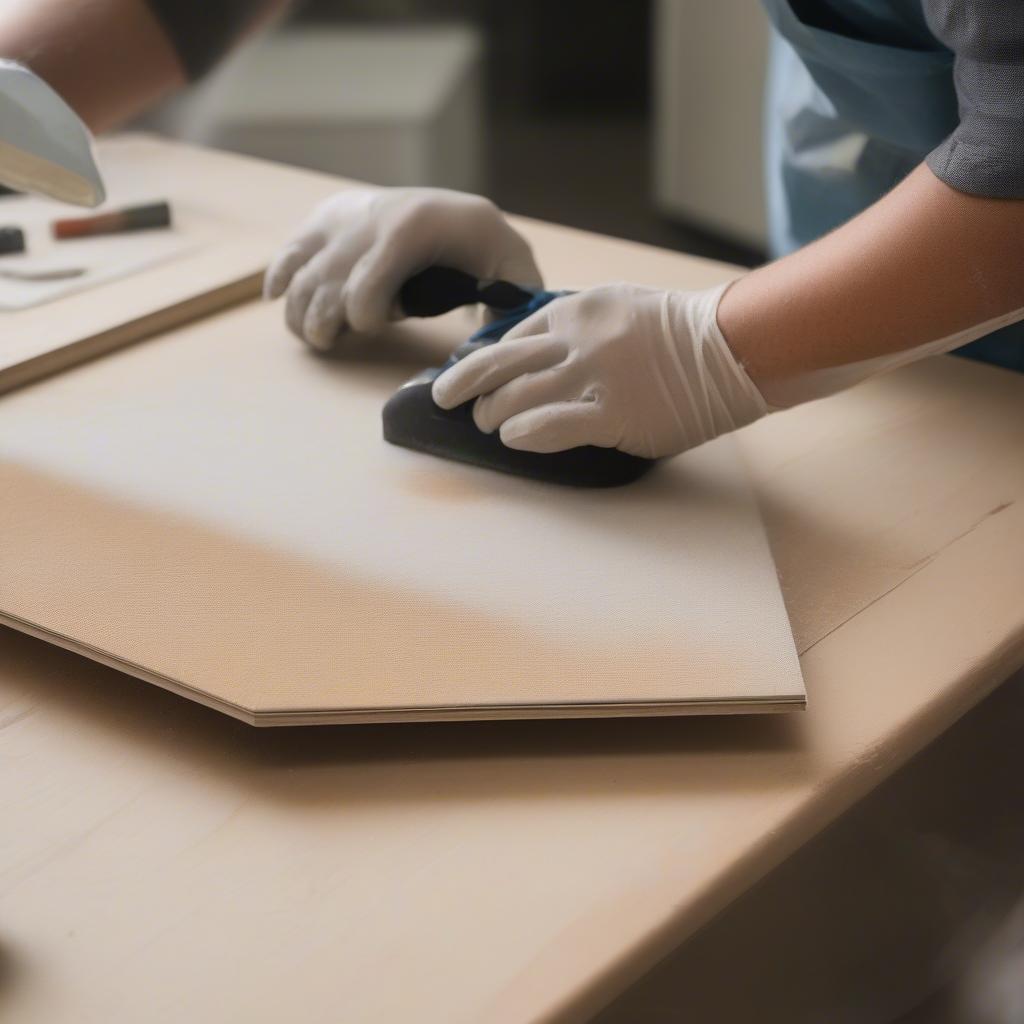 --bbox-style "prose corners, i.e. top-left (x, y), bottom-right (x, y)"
top-left (0, 0), bottom-right (184, 130)
top-left (719, 164), bottom-right (1024, 387)
top-left (0, 0), bottom-right (287, 132)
